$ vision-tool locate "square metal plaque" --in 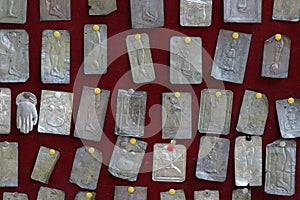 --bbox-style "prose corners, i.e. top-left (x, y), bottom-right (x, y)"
top-left (272, 0), bottom-right (300, 21)
top-left (0, 88), bottom-right (11, 134)
top-left (114, 186), bottom-right (147, 200)
top-left (37, 186), bottom-right (65, 200)
top-left (88, 0), bottom-right (117, 15)
top-left (3, 192), bottom-right (28, 200)
top-left (160, 189), bottom-right (186, 200)
top-left (0, 142), bottom-right (18, 187)
top-left (75, 191), bottom-right (96, 200)
top-left (40, 0), bottom-right (71, 21)
top-left (0, 0), bottom-right (27, 23)
top-left (194, 190), bottom-right (219, 200)
top-left (232, 188), bottom-right (251, 200)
